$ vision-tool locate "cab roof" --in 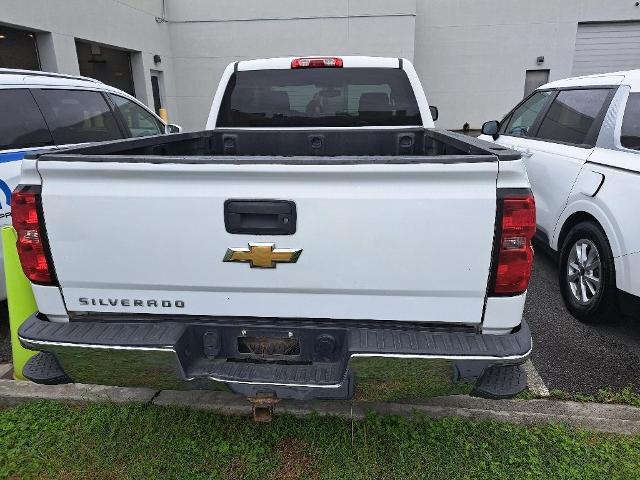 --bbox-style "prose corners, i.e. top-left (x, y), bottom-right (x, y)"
top-left (541, 69), bottom-right (640, 92)
top-left (237, 56), bottom-right (403, 71)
